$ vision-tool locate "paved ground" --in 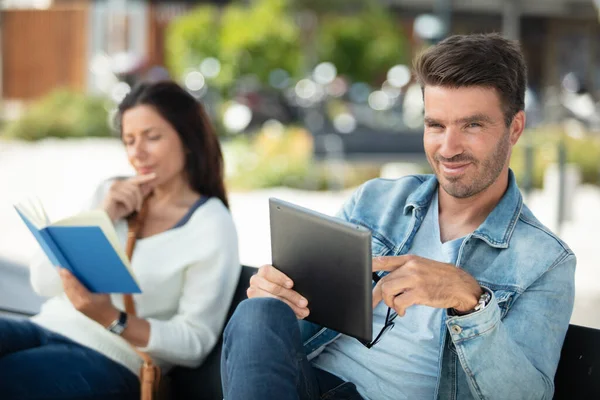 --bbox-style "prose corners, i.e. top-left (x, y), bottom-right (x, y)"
top-left (1, 138), bottom-right (598, 328)
top-left (0, 257), bottom-right (44, 315)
